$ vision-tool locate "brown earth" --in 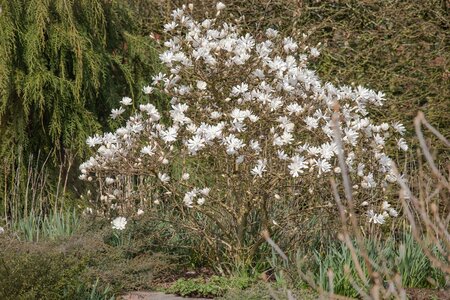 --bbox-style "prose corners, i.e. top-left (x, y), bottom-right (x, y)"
top-left (120, 292), bottom-right (211, 300)
top-left (406, 288), bottom-right (450, 300)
